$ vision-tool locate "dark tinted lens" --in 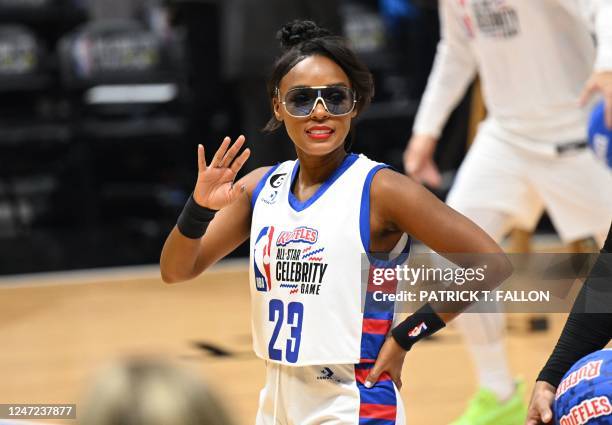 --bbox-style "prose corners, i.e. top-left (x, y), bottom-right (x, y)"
top-left (284, 86), bottom-right (355, 116)
top-left (321, 87), bottom-right (354, 115)
top-left (285, 88), bottom-right (317, 116)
